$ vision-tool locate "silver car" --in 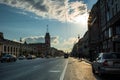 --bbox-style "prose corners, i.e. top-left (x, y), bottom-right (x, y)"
top-left (18, 55), bottom-right (26, 60)
top-left (92, 52), bottom-right (120, 76)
